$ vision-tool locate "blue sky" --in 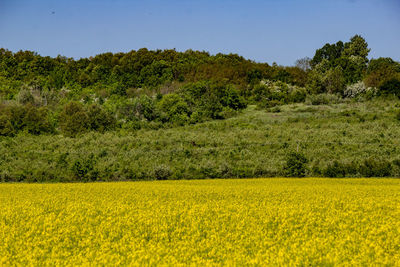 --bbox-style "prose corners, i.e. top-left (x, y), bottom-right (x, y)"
top-left (0, 0), bottom-right (399, 65)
